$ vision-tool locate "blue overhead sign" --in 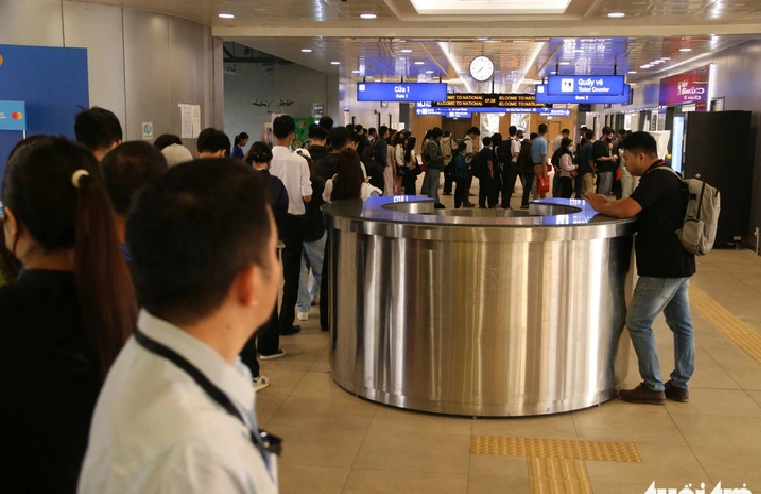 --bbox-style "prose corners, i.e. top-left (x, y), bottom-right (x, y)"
top-left (416, 107), bottom-right (472, 118)
top-left (546, 75), bottom-right (626, 96)
top-left (535, 84), bottom-right (632, 105)
top-left (0, 100), bottom-right (27, 131)
top-left (539, 108), bottom-right (572, 117)
top-left (357, 83), bottom-right (448, 102)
